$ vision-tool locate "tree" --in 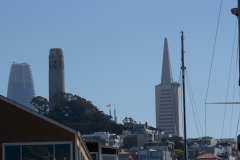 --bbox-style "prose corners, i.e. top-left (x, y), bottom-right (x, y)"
top-left (174, 149), bottom-right (184, 160)
top-left (45, 92), bottom-right (126, 134)
top-left (30, 96), bottom-right (49, 114)
top-left (122, 117), bottom-right (138, 129)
